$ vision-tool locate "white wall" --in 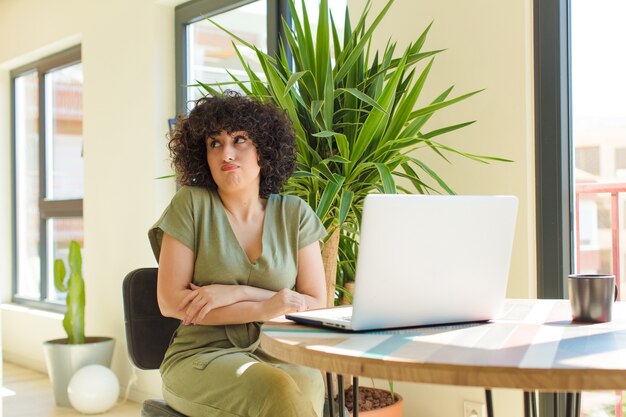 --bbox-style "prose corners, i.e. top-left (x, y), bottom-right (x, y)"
top-left (350, 0), bottom-right (536, 299)
top-left (0, 0), bottom-right (178, 402)
top-left (349, 0), bottom-right (536, 417)
top-left (0, 21), bottom-right (10, 417)
top-left (1, 0), bottom-right (535, 415)
top-left (348, 1), bottom-right (535, 416)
